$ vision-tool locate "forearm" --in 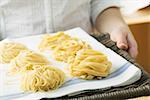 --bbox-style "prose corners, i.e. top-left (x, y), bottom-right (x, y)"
top-left (95, 7), bottom-right (128, 34)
